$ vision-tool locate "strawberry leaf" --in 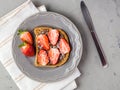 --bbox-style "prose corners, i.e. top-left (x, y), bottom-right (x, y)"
top-left (17, 29), bottom-right (27, 35)
top-left (18, 42), bottom-right (26, 48)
